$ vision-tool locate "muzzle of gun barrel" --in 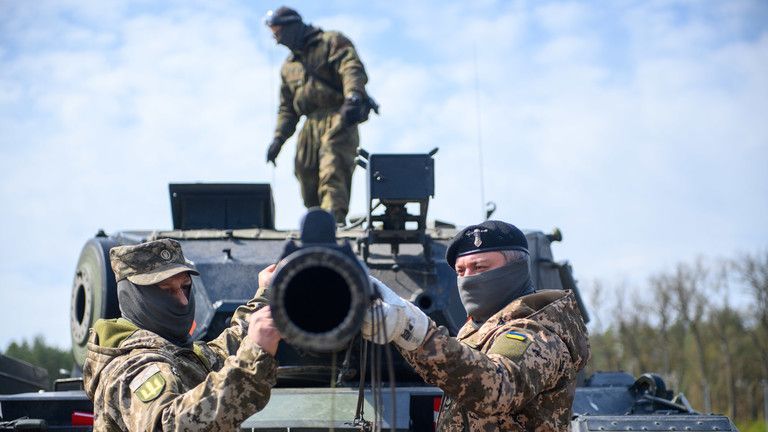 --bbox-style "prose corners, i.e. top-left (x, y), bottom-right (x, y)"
top-left (269, 246), bottom-right (370, 352)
